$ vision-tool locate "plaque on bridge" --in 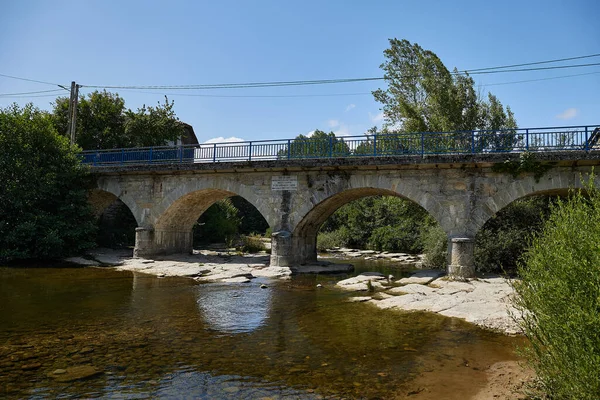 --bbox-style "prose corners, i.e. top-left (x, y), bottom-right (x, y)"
top-left (271, 175), bottom-right (298, 191)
